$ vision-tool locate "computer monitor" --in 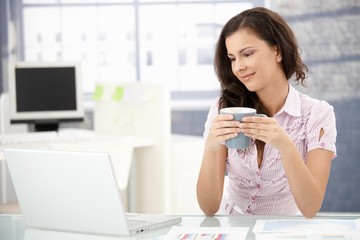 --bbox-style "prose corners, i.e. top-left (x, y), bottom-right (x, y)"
top-left (8, 62), bottom-right (84, 132)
